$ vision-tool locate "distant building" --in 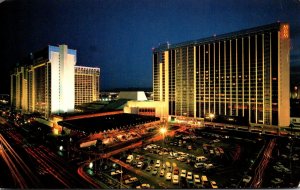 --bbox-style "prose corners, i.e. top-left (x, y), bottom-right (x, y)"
top-left (153, 22), bottom-right (290, 127)
top-left (124, 100), bottom-right (167, 118)
top-left (118, 91), bottom-right (148, 101)
top-left (75, 66), bottom-right (100, 106)
top-left (11, 44), bottom-right (100, 119)
top-left (120, 91), bottom-right (167, 118)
